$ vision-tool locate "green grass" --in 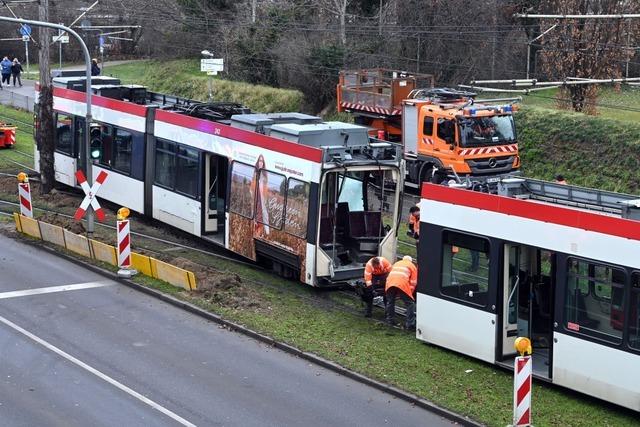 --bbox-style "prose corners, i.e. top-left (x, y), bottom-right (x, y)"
top-left (106, 59), bottom-right (304, 113)
top-left (0, 106), bottom-right (35, 171)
